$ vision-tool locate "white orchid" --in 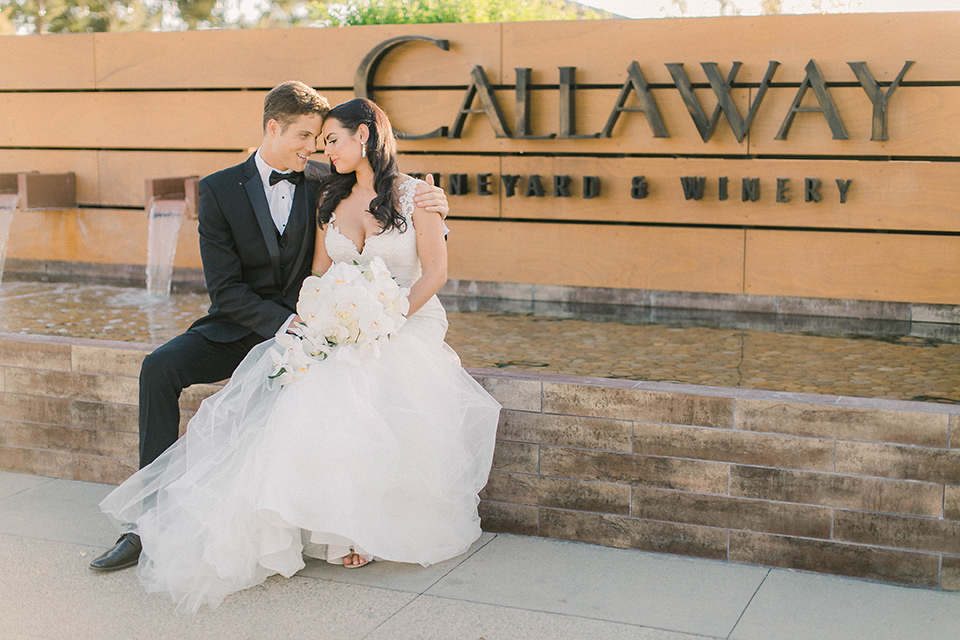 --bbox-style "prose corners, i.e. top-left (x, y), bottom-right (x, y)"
top-left (268, 333), bottom-right (315, 386)
top-left (299, 274), bottom-right (325, 298)
top-left (267, 259), bottom-right (409, 384)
